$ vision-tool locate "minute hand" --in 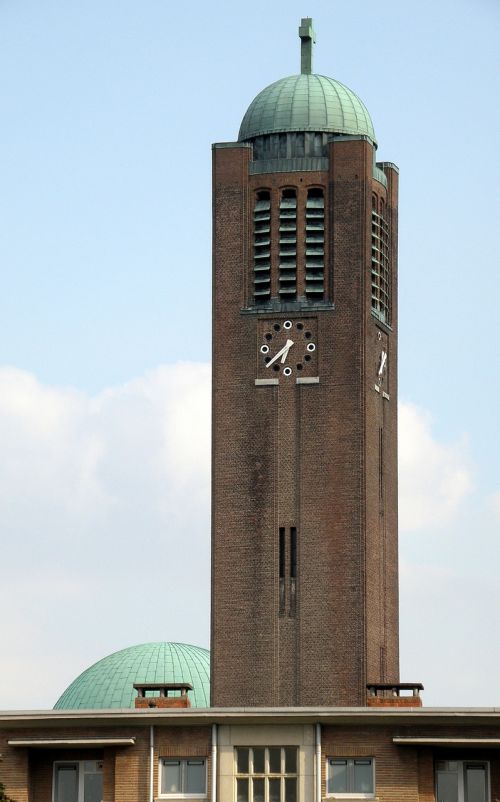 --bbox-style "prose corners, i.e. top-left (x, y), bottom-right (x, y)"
top-left (266, 338), bottom-right (294, 368)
